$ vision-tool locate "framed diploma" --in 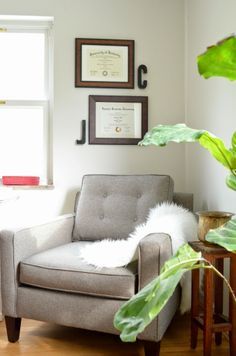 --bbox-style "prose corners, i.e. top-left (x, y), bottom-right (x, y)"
top-left (89, 95), bottom-right (148, 145)
top-left (75, 38), bottom-right (134, 88)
